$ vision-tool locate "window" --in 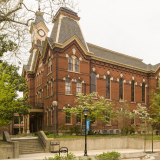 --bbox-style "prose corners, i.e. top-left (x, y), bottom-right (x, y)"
top-left (65, 112), bottom-right (70, 123)
top-left (14, 116), bottom-right (19, 124)
top-left (48, 58), bottom-right (52, 74)
top-left (51, 80), bottom-right (53, 95)
top-left (68, 57), bottom-right (73, 71)
top-left (131, 116), bottom-right (134, 125)
top-left (119, 78), bottom-right (123, 100)
top-left (131, 80), bottom-right (134, 102)
top-left (142, 83), bottom-right (145, 103)
top-left (157, 78), bottom-right (159, 88)
top-left (106, 112), bottom-right (110, 124)
top-left (47, 83), bottom-right (49, 97)
top-left (91, 73), bottom-right (96, 93)
top-left (75, 58), bottom-right (79, 72)
top-left (106, 75), bottom-right (110, 99)
top-left (76, 80), bottom-right (81, 94)
top-left (37, 75), bottom-right (38, 86)
top-left (65, 79), bottom-right (71, 94)
top-left (76, 114), bottom-right (81, 123)
top-left (37, 39), bottom-right (41, 45)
